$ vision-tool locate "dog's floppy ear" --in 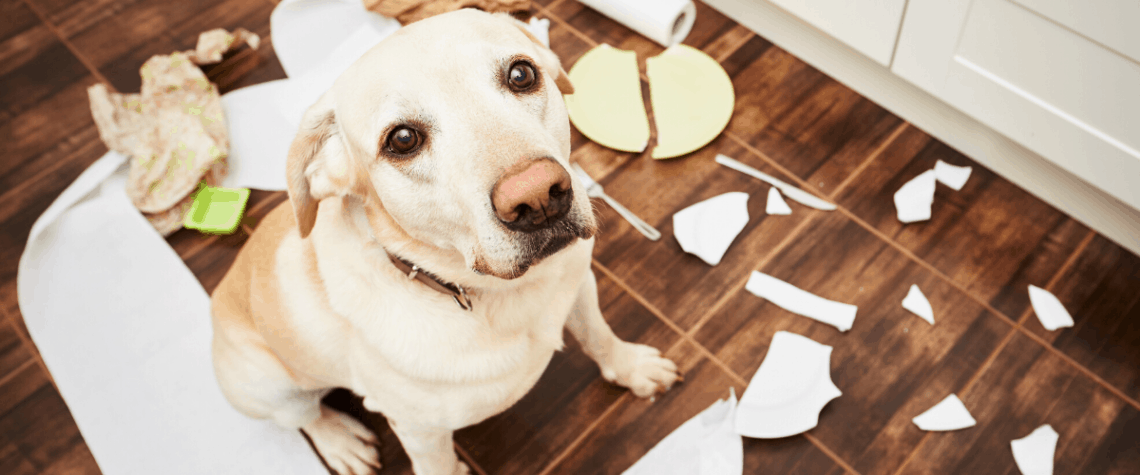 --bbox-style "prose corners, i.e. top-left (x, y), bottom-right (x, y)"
top-left (504, 15), bottom-right (575, 95)
top-left (286, 91), bottom-right (361, 238)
